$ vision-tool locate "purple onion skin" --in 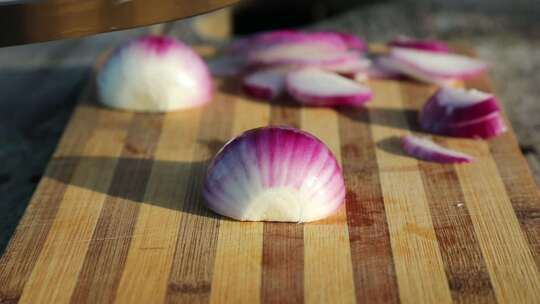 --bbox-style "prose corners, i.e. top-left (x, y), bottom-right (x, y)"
top-left (203, 127), bottom-right (346, 222)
